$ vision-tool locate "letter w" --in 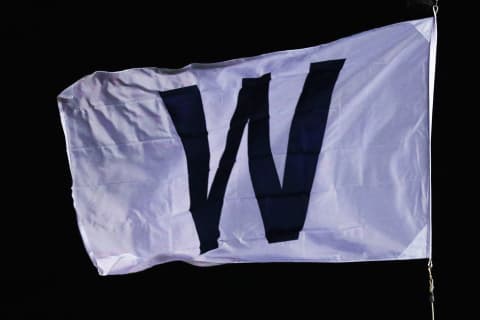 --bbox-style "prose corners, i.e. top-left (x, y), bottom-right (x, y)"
top-left (160, 59), bottom-right (344, 253)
